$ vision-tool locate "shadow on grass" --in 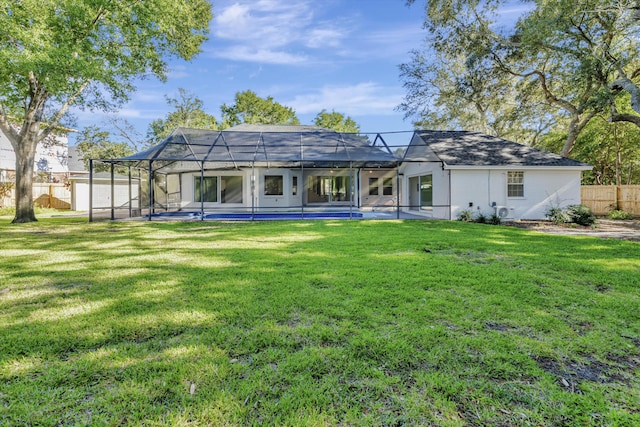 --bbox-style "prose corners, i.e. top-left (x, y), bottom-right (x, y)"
top-left (1, 219), bottom-right (639, 425)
